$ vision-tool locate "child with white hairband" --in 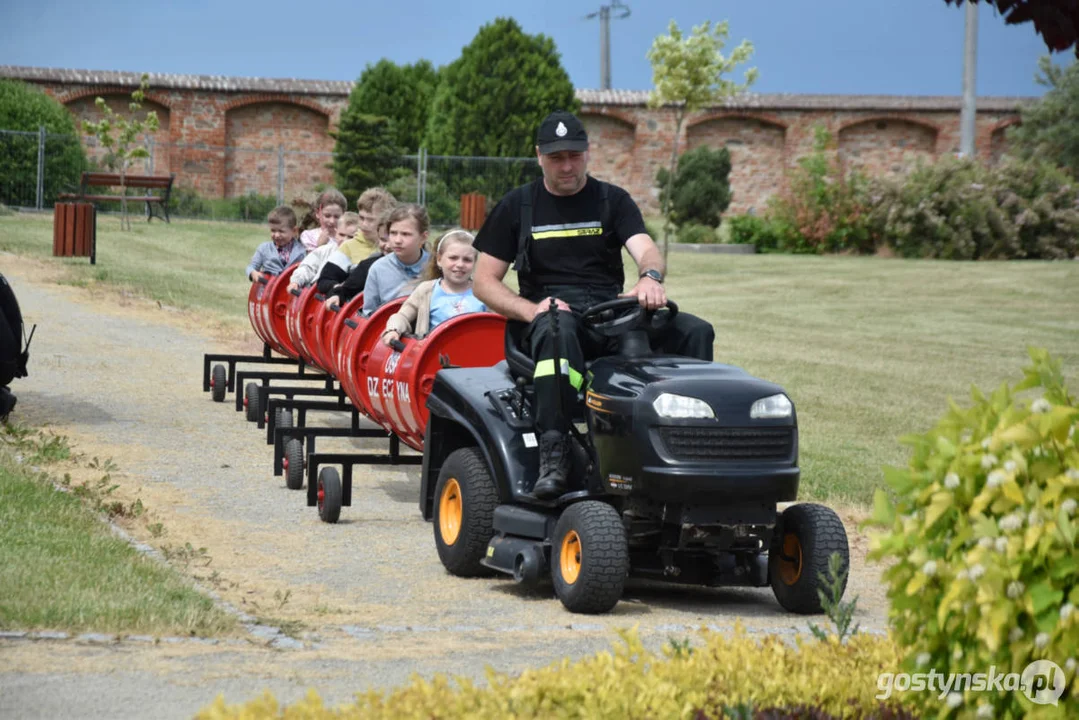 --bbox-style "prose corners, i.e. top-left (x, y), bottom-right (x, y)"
top-left (381, 229), bottom-right (486, 346)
